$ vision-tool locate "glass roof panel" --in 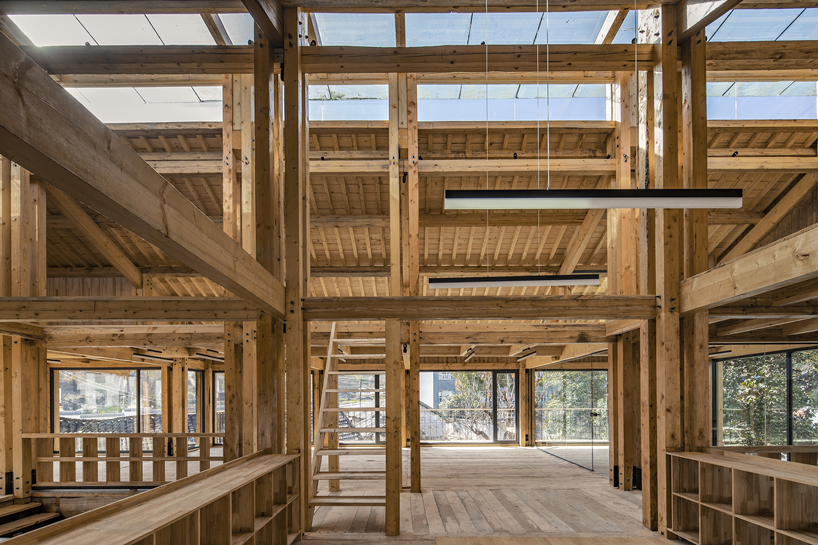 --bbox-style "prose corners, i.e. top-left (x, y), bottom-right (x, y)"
top-left (193, 86), bottom-right (222, 101)
top-left (535, 12), bottom-right (608, 44)
top-left (418, 85), bottom-right (462, 100)
top-left (134, 86), bottom-right (202, 103)
top-left (780, 82), bottom-right (817, 97)
top-left (146, 14), bottom-right (215, 45)
top-left (517, 84), bottom-right (579, 99)
top-left (219, 13), bottom-right (254, 45)
top-left (735, 81), bottom-right (795, 97)
top-left (68, 87), bottom-right (221, 123)
top-left (612, 11), bottom-right (637, 44)
top-left (309, 85), bottom-right (332, 100)
top-left (460, 84), bottom-right (521, 99)
top-left (706, 82), bottom-right (735, 97)
top-left (707, 9), bottom-right (800, 42)
top-left (75, 14), bottom-right (163, 45)
top-left (9, 14), bottom-right (94, 46)
top-left (325, 85), bottom-right (389, 100)
top-left (778, 9), bottom-right (818, 41)
top-left (467, 13), bottom-right (542, 45)
top-left (313, 13), bottom-right (396, 46)
top-left (405, 13), bottom-right (472, 46)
